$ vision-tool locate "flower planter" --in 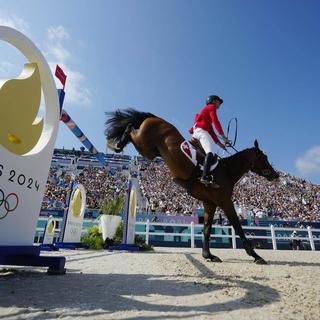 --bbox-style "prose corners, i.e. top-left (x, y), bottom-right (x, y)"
top-left (100, 215), bottom-right (122, 241)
